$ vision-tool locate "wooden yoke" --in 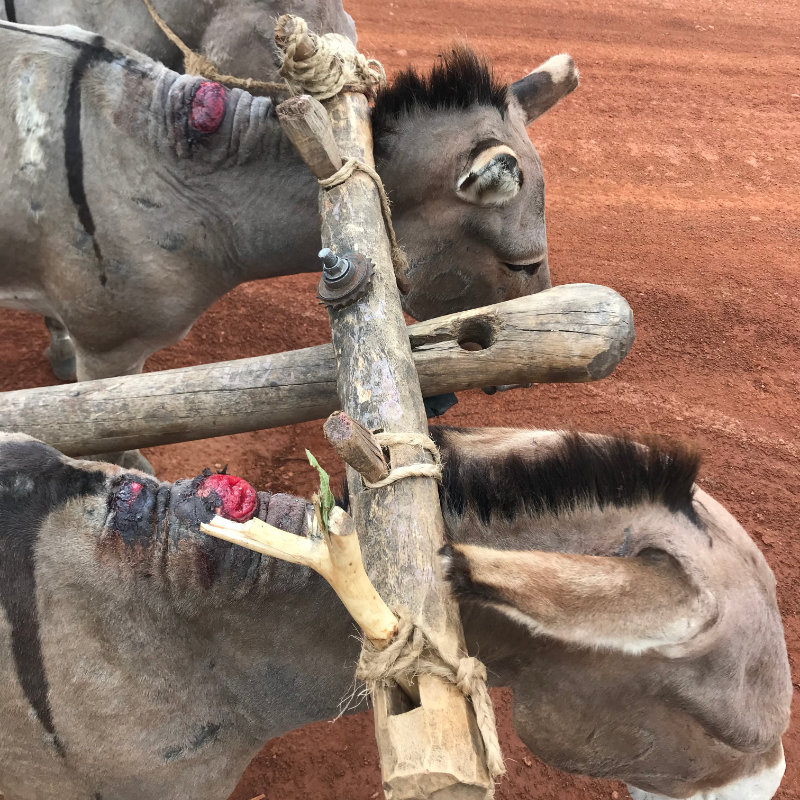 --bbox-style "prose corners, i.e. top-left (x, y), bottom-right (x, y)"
top-left (0, 285), bottom-right (634, 456)
top-left (274, 16), bottom-right (495, 799)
